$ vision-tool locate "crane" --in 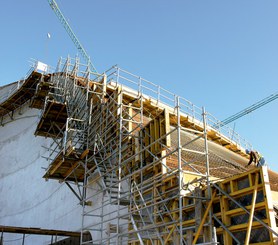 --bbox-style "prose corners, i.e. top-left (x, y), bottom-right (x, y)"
top-left (47, 0), bottom-right (97, 73)
top-left (47, 0), bottom-right (277, 128)
top-left (217, 92), bottom-right (278, 127)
